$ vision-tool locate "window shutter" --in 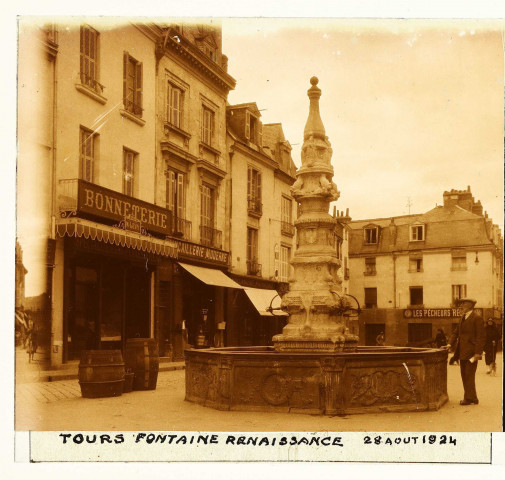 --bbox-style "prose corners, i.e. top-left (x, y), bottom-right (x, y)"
top-left (247, 167), bottom-right (252, 198)
top-left (177, 173), bottom-right (185, 218)
top-left (167, 170), bottom-right (174, 212)
top-left (135, 62), bottom-right (143, 115)
top-left (258, 121), bottom-right (263, 147)
top-left (166, 82), bottom-right (171, 122)
top-left (245, 112), bottom-right (250, 139)
top-left (173, 89), bottom-right (181, 127)
top-left (257, 170), bottom-right (262, 202)
top-left (123, 52), bottom-right (128, 106)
